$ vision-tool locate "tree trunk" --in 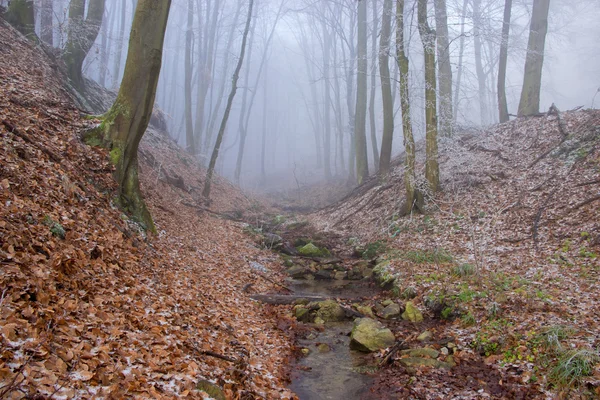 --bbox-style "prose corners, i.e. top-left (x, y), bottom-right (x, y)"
top-left (368, 0), bottom-right (379, 171)
top-left (418, 0), bottom-right (439, 192)
top-left (40, 0), bottom-right (53, 45)
top-left (378, 0), bottom-right (394, 175)
top-left (112, 0), bottom-right (126, 88)
top-left (99, 8), bottom-right (109, 87)
top-left (354, 0), bottom-right (369, 185)
top-left (497, 0), bottom-right (511, 124)
top-left (434, 0), bottom-right (453, 136)
top-left (518, 0), bottom-right (550, 116)
top-left (84, 0), bottom-right (171, 232)
top-left (203, 0), bottom-right (254, 199)
top-left (260, 60), bottom-right (268, 185)
top-left (396, 0), bottom-right (417, 214)
top-left (63, 0), bottom-right (106, 91)
top-left (453, 0), bottom-right (469, 121)
top-left (322, 7), bottom-right (333, 180)
top-left (472, 0), bottom-right (489, 125)
top-left (4, 0), bottom-right (36, 39)
top-left (183, 0), bottom-right (195, 155)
